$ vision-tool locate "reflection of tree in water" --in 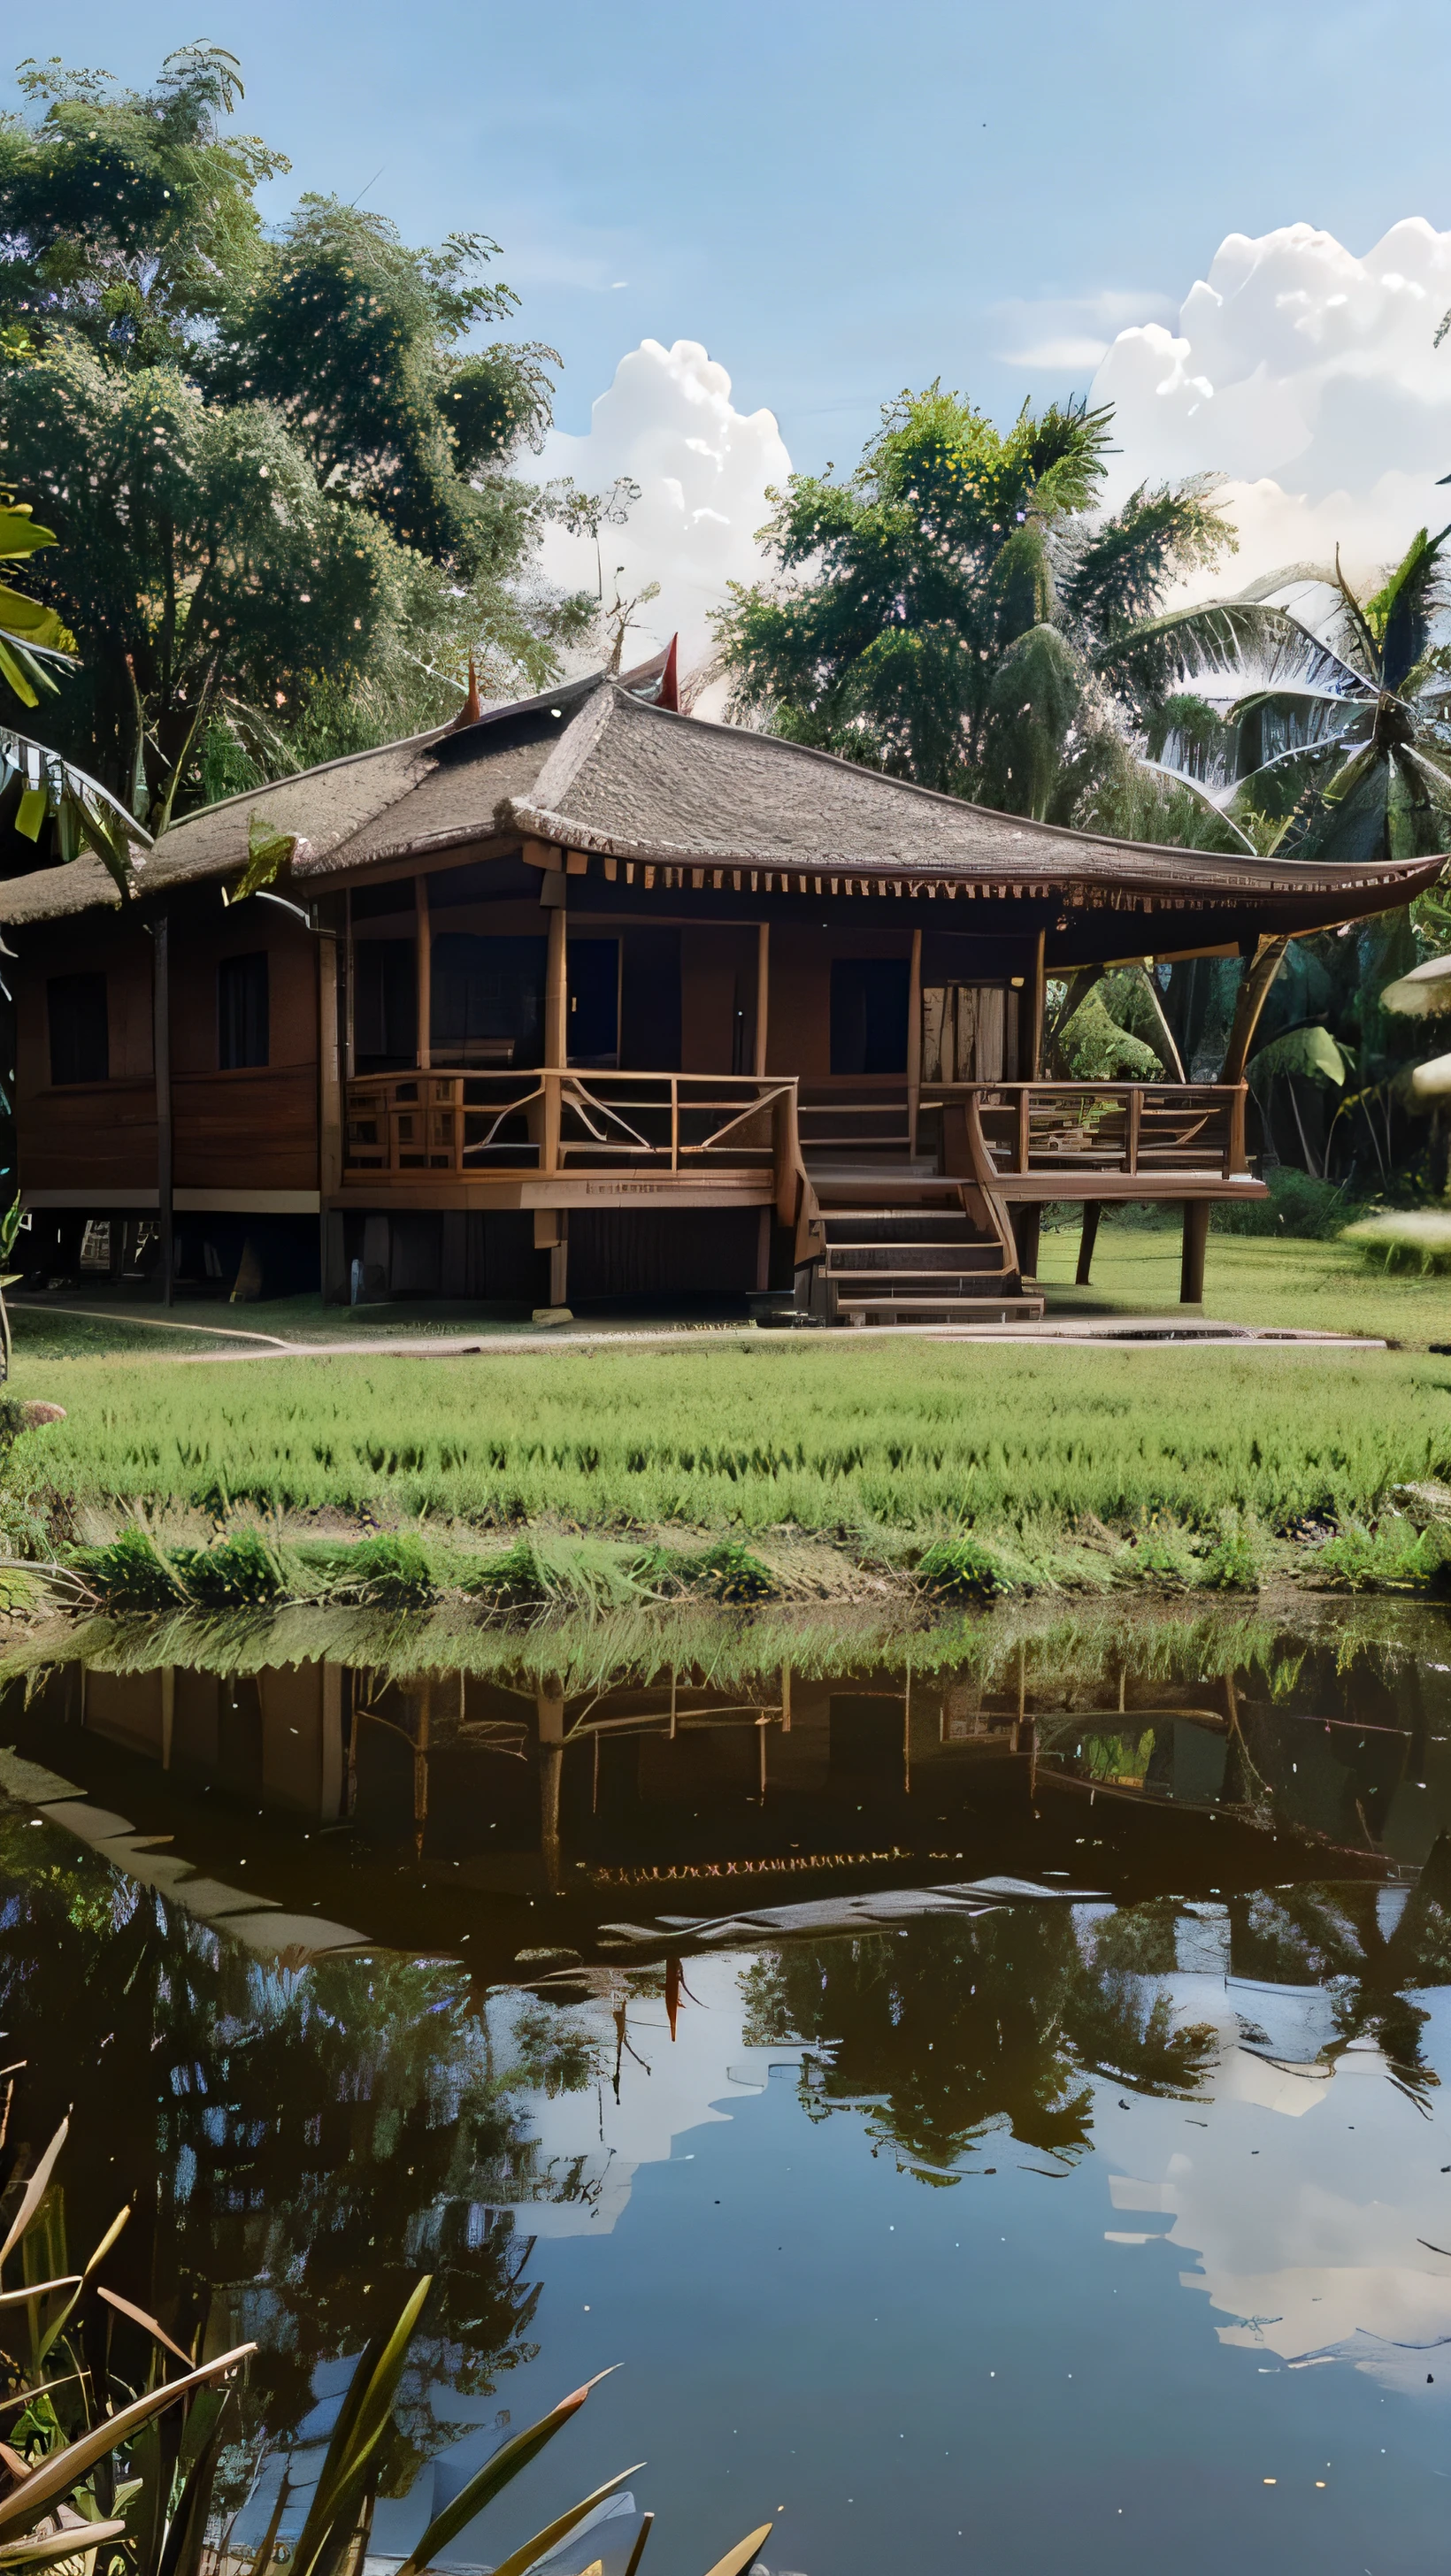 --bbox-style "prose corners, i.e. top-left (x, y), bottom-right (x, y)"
top-left (0, 1817), bottom-right (601, 2474)
top-left (1225, 1835), bottom-right (1451, 2097)
top-left (738, 1905), bottom-right (1216, 2179)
